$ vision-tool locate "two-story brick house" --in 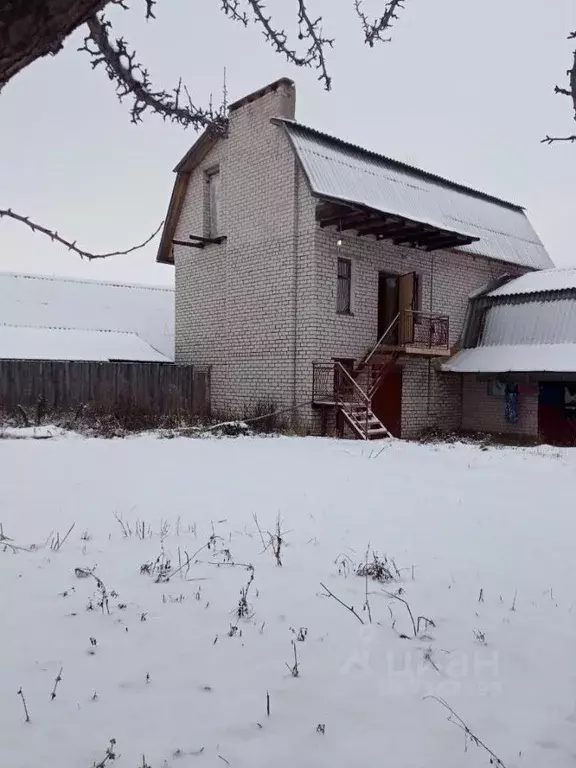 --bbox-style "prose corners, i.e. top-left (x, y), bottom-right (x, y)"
top-left (157, 78), bottom-right (553, 439)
